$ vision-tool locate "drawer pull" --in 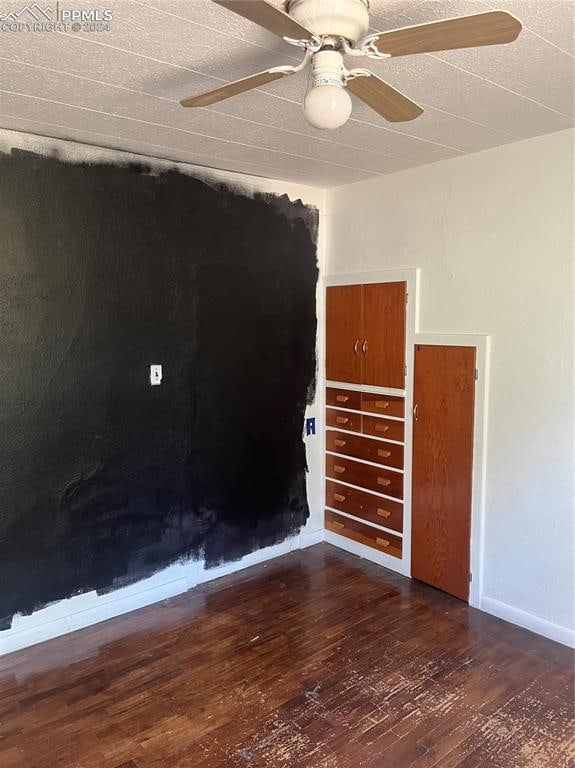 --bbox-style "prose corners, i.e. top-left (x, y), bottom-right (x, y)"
top-left (377, 477), bottom-right (391, 487)
top-left (376, 537), bottom-right (390, 548)
top-left (377, 508), bottom-right (391, 519)
top-left (375, 400), bottom-right (390, 409)
top-left (332, 521), bottom-right (345, 530)
top-left (334, 439), bottom-right (347, 448)
top-left (336, 394), bottom-right (349, 403)
top-left (375, 424), bottom-right (389, 433)
top-left (336, 416), bottom-right (349, 425)
top-left (334, 465), bottom-right (346, 474)
top-left (334, 493), bottom-right (346, 502)
top-left (377, 449), bottom-right (391, 458)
